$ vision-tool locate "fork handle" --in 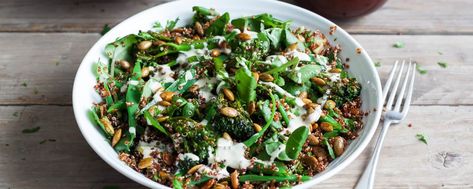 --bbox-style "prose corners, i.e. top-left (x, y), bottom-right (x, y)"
top-left (354, 120), bottom-right (392, 189)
